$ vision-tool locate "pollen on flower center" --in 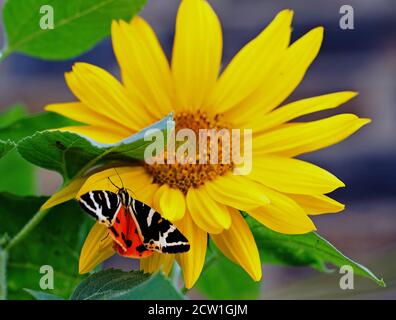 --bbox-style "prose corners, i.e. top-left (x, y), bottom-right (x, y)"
top-left (144, 110), bottom-right (234, 194)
